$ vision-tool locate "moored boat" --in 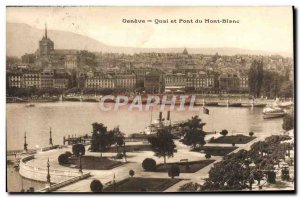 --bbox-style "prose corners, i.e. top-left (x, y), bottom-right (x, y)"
top-left (25, 103), bottom-right (35, 107)
top-left (263, 107), bottom-right (287, 119)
